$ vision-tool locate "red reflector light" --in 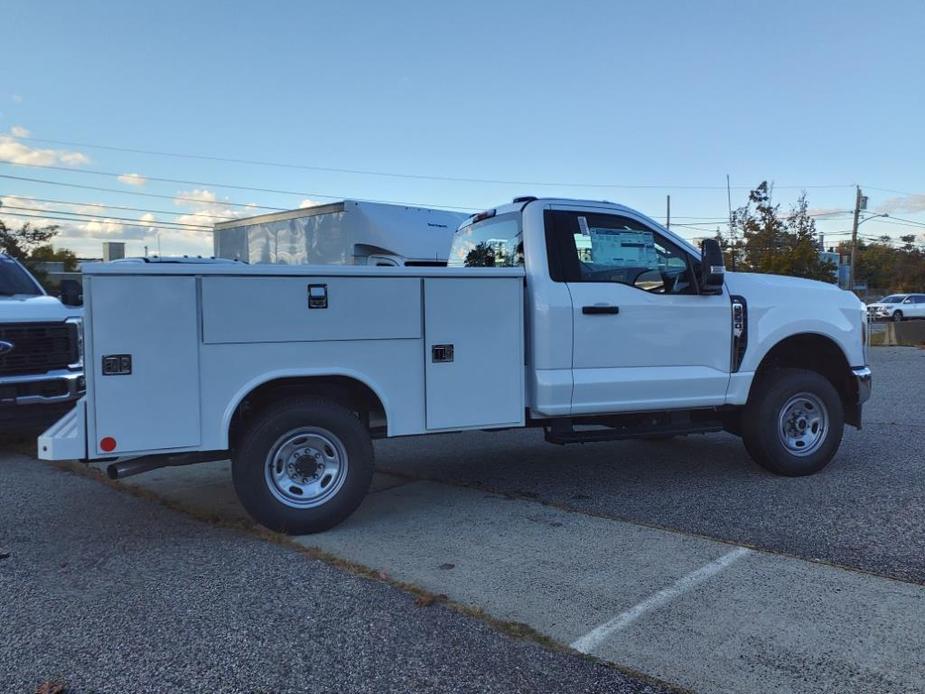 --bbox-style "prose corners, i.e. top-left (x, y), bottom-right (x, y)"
top-left (100, 437), bottom-right (117, 452)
